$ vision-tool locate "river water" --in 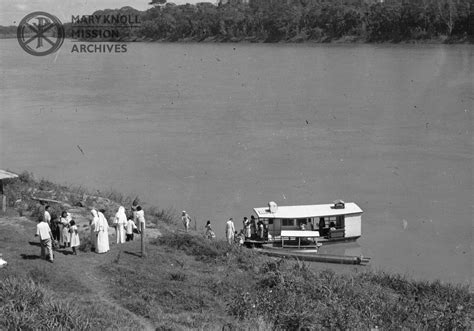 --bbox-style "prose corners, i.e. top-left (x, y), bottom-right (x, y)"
top-left (0, 39), bottom-right (472, 286)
